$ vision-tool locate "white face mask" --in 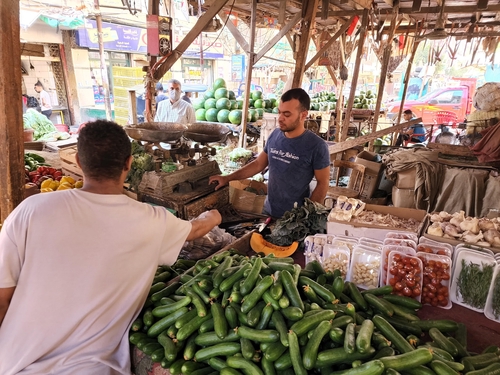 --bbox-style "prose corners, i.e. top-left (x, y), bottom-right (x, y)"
top-left (169, 90), bottom-right (181, 102)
